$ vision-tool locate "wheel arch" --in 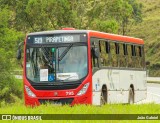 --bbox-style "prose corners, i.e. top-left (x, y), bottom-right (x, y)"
top-left (130, 84), bottom-right (134, 95)
top-left (101, 84), bottom-right (108, 103)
